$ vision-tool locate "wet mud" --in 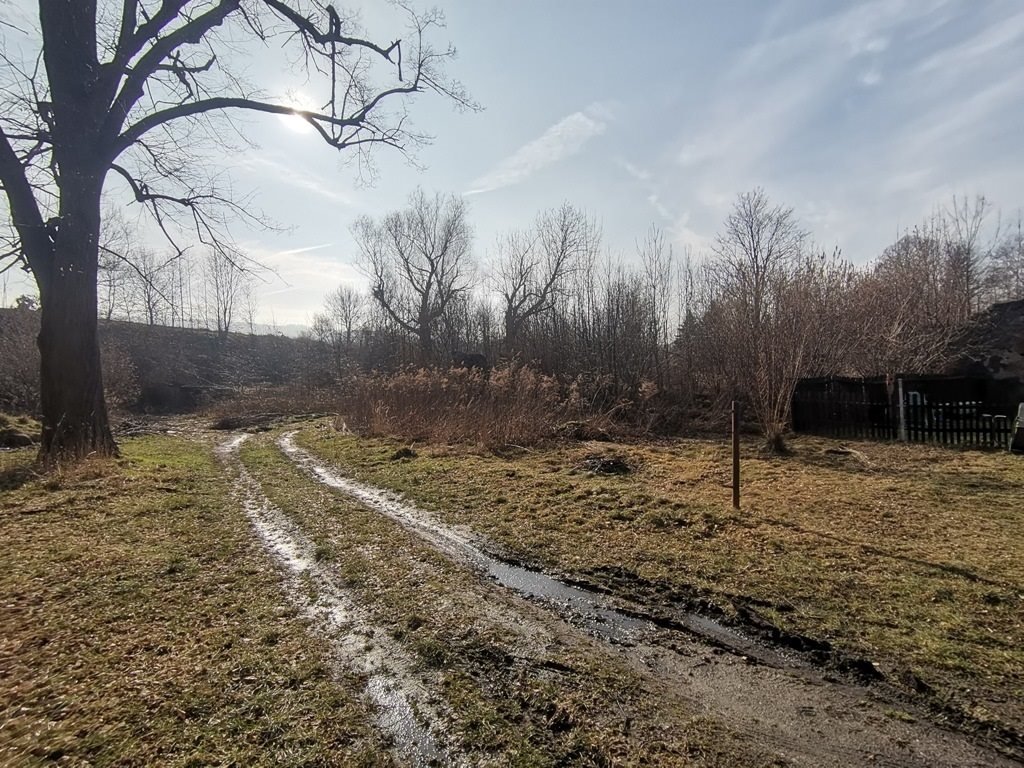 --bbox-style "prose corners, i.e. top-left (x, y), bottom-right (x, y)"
top-left (280, 433), bottom-right (655, 646)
